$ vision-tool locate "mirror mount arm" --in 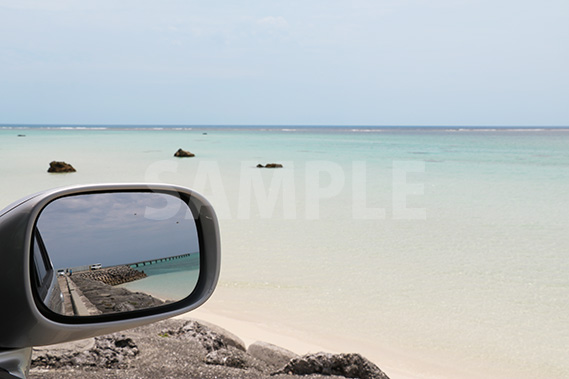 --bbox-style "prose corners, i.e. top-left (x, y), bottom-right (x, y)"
top-left (0, 348), bottom-right (32, 379)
